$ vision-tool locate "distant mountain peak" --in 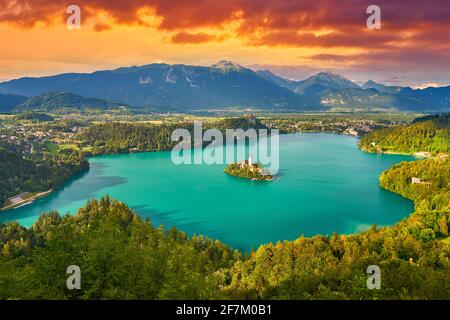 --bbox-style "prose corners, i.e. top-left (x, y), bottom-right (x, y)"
top-left (310, 72), bottom-right (359, 87)
top-left (362, 80), bottom-right (404, 94)
top-left (295, 71), bottom-right (360, 92)
top-left (256, 69), bottom-right (299, 91)
top-left (363, 80), bottom-right (378, 86)
top-left (315, 71), bottom-right (342, 77)
top-left (211, 60), bottom-right (244, 72)
top-left (257, 69), bottom-right (277, 76)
